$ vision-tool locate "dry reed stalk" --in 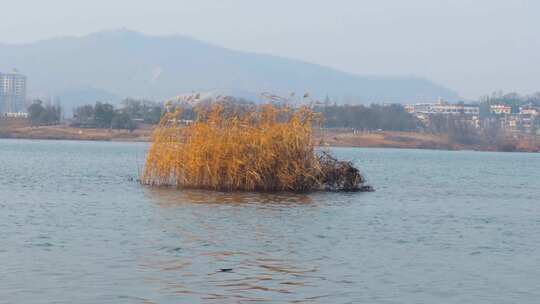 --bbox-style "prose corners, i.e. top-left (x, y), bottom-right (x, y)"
top-left (142, 101), bottom-right (368, 192)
